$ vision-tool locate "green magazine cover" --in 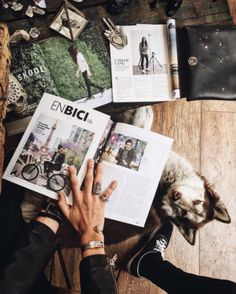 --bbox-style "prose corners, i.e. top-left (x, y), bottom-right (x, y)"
top-left (6, 23), bottom-right (112, 135)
